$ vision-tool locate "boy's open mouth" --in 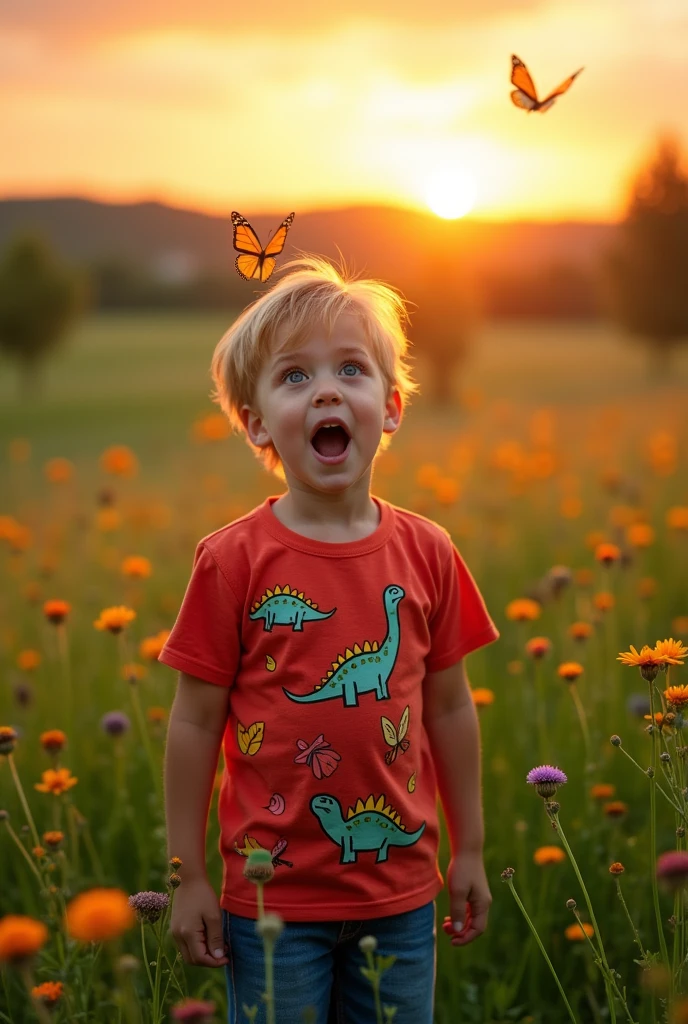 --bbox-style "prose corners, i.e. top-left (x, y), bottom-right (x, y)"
top-left (310, 424), bottom-right (351, 459)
